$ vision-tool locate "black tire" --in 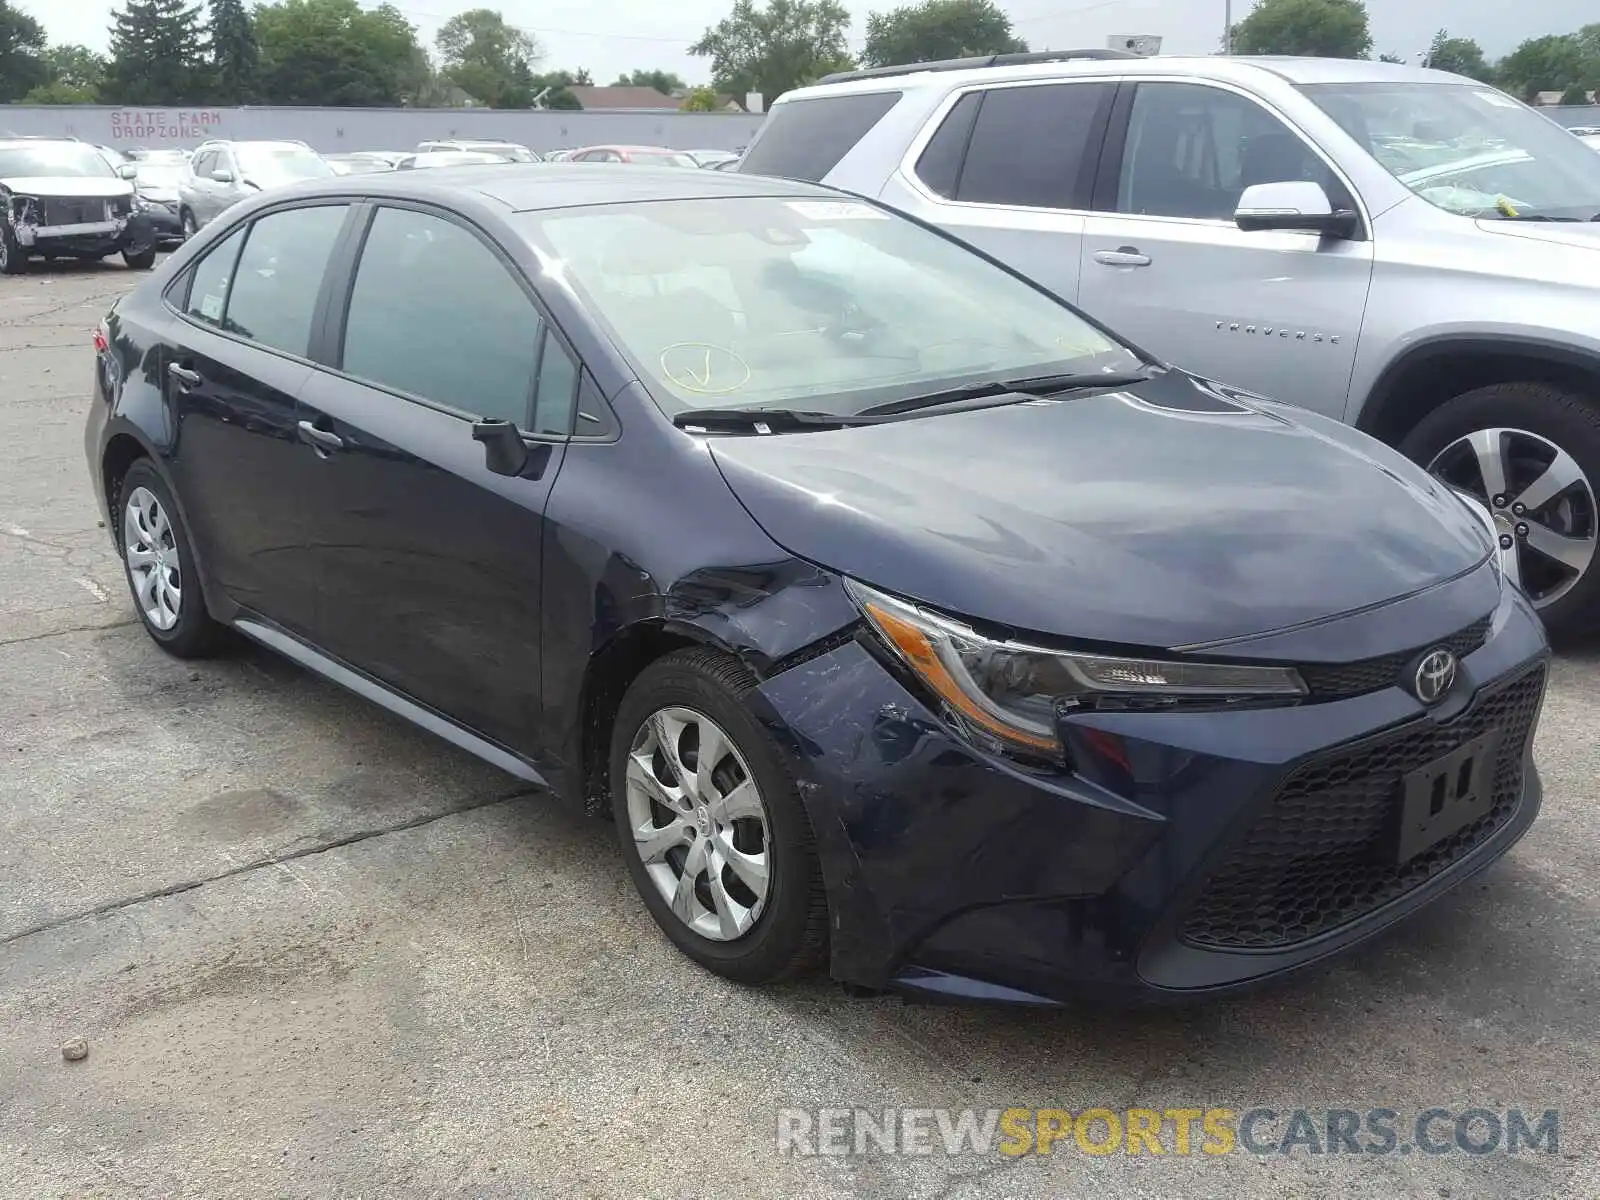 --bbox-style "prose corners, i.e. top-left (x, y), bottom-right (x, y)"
top-left (610, 647), bottom-right (828, 984)
top-left (1400, 381), bottom-right (1600, 641)
top-left (180, 208), bottom-right (198, 239)
top-left (123, 244), bottom-right (157, 270)
top-left (111, 459), bottom-right (226, 658)
top-left (0, 221), bottom-right (28, 275)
